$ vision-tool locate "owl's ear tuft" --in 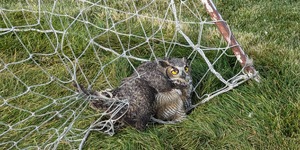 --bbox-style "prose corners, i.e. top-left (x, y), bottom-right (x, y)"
top-left (158, 60), bottom-right (170, 68)
top-left (183, 57), bottom-right (192, 65)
